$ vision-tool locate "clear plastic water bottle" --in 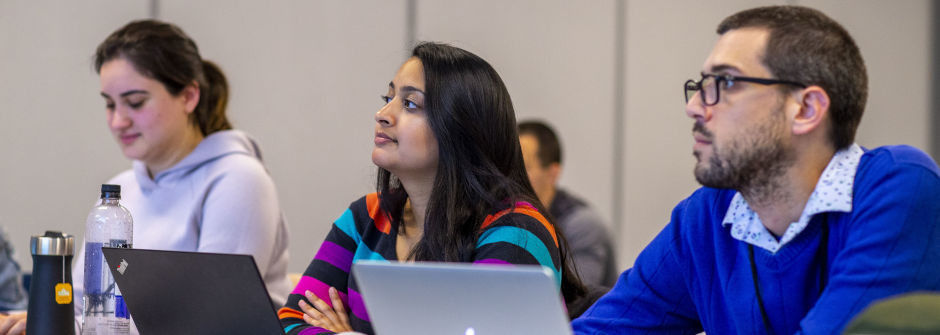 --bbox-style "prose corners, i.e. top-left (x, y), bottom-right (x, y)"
top-left (81, 184), bottom-right (133, 335)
